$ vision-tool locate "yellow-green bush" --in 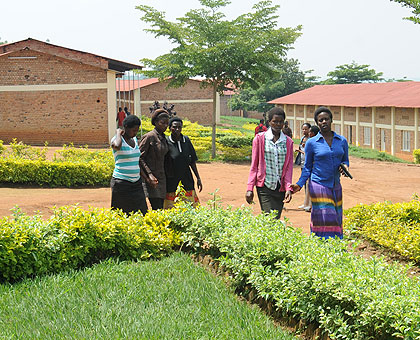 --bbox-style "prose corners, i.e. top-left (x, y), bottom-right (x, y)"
top-left (0, 158), bottom-right (113, 187)
top-left (344, 198), bottom-right (420, 262)
top-left (219, 145), bottom-right (252, 161)
top-left (414, 149), bottom-right (420, 164)
top-left (0, 207), bottom-right (181, 282)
